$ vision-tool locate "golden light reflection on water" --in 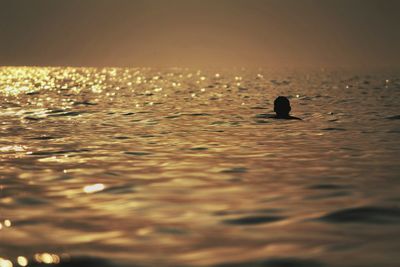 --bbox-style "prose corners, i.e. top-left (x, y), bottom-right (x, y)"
top-left (0, 253), bottom-right (62, 267)
top-left (34, 253), bottom-right (60, 264)
top-left (0, 258), bottom-right (13, 267)
top-left (16, 257), bottom-right (27, 267)
top-left (0, 67), bottom-right (400, 267)
top-left (0, 220), bottom-right (12, 230)
top-left (4, 220), bottom-right (11, 227)
top-left (83, 183), bottom-right (105, 193)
